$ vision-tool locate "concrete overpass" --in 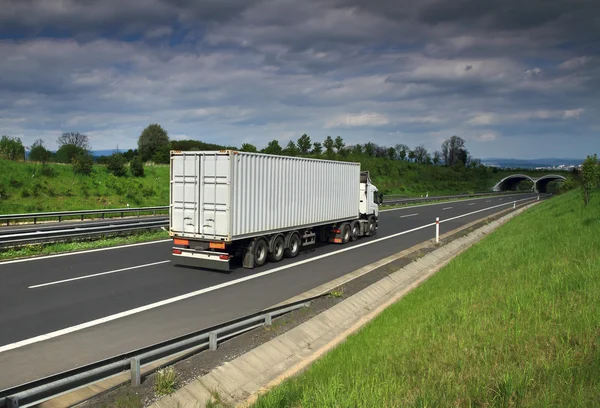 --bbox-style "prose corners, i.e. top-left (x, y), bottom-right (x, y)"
top-left (492, 174), bottom-right (566, 193)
